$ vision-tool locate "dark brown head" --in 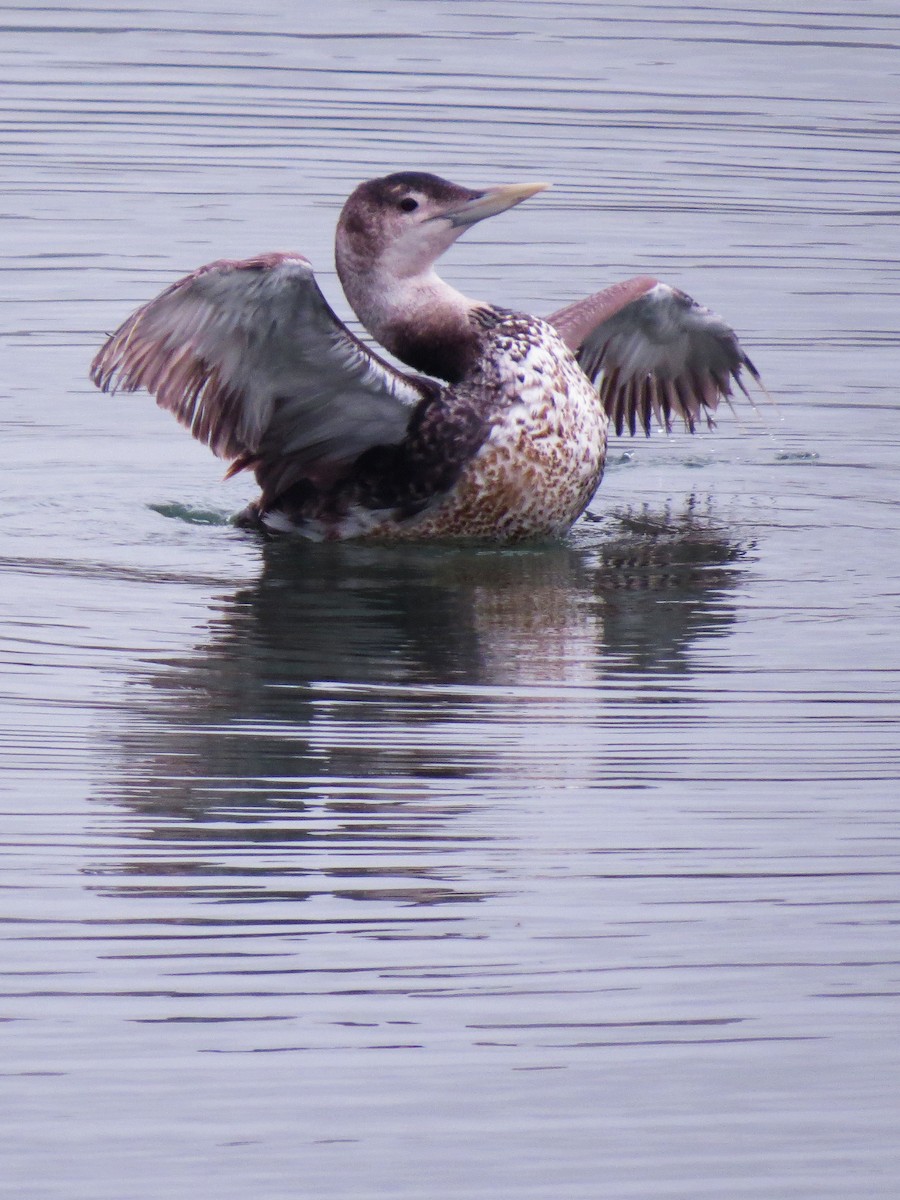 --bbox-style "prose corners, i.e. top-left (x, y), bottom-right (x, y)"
top-left (334, 172), bottom-right (549, 379)
top-left (336, 172), bottom-right (549, 286)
